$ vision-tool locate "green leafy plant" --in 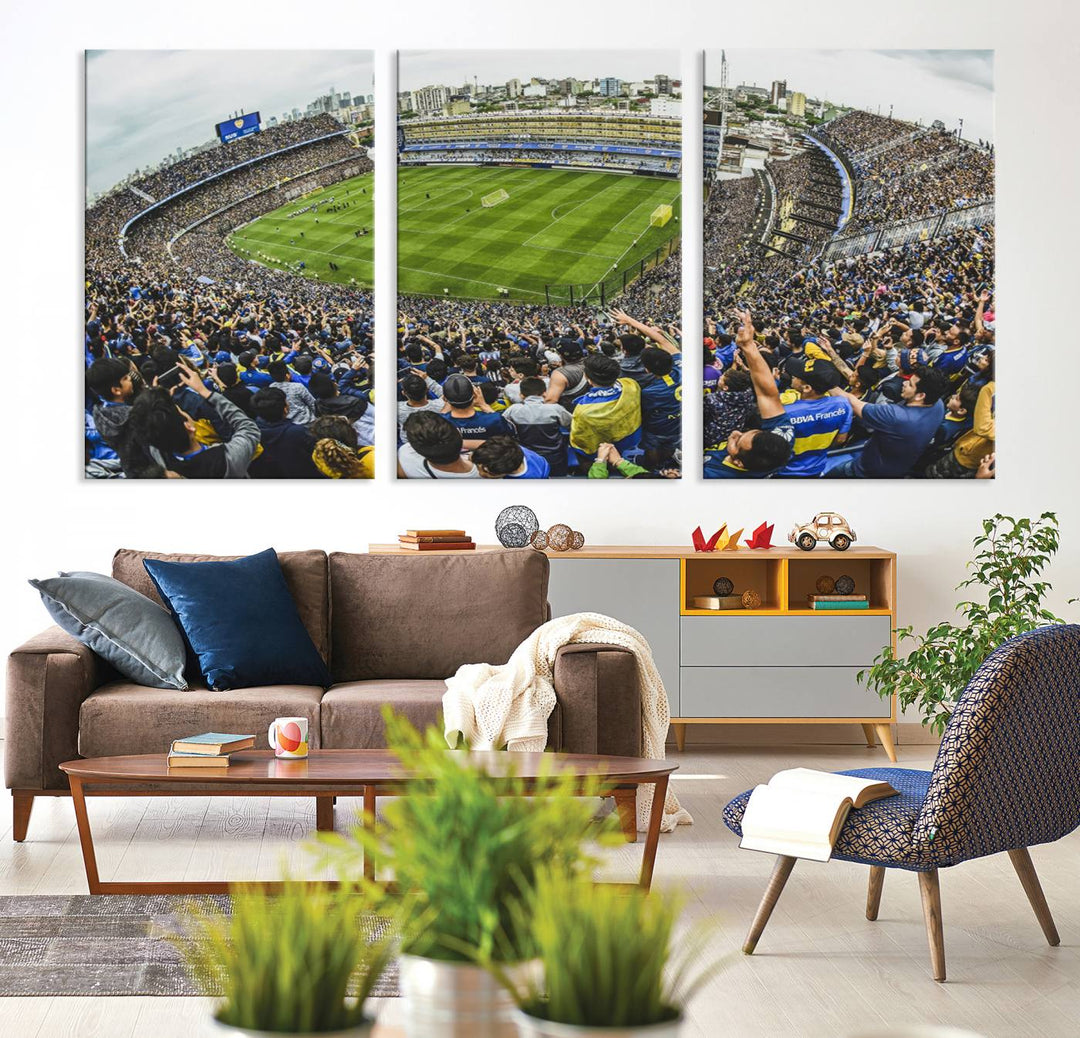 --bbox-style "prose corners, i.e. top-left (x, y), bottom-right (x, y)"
top-left (314, 709), bottom-right (619, 964)
top-left (505, 870), bottom-right (722, 1028)
top-left (175, 881), bottom-right (392, 1033)
top-left (860, 513), bottom-right (1070, 734)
